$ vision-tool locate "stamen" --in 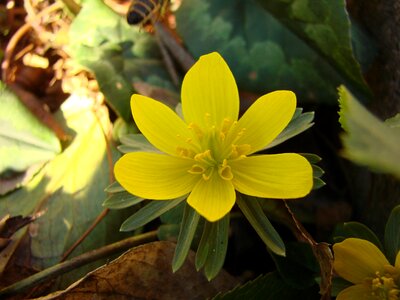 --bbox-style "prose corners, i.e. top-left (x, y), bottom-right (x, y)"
top-left (220, 118), bottom-right (233, 137)
top-left (370, 271), bottom-right (400, 299)
top-left (188, 164), bottom-right (205, 174)
top-left (202, 167), bottom-right (214, 180)
top-left (194, 149), bottom-right (217, 167)
top-left (188, 122), bottom-right (204, 139)
top-left (230, 144), bottom-right (251, 159)
top-left (176, 147), bottom-right (195, 159)
top-left (218, 159), bottom-right (233, 180)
